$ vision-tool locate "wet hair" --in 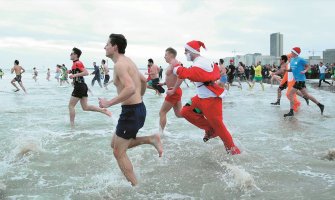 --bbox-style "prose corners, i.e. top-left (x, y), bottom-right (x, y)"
top-left (281, 55), bottom-right (288, 62)
top-left (165, 47), bottom-right (177, 57)
top-left (109, 33), bottom-right (127, 54)
top-left (72, 47), bottom-right (82, 58)
top-left (219, 59), bottom-right (224, 64)
top-left (148, 58), bottom-right (154, 63)
top-left (102, 59), bottom-right (106, 64)
top-left (14, 60), bottom-right (19, 65)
